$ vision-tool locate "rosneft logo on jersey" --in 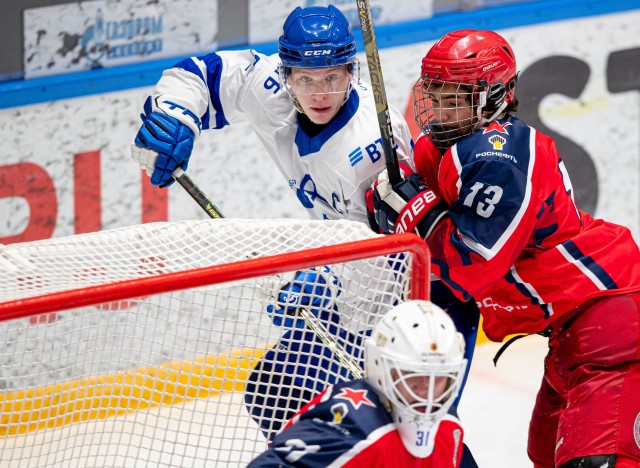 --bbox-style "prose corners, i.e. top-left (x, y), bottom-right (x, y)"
top-left (489, 135), bottom-right (507, 150)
